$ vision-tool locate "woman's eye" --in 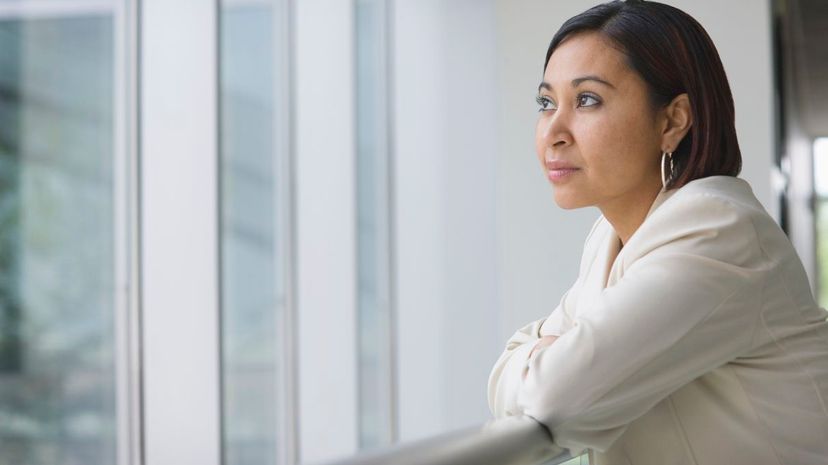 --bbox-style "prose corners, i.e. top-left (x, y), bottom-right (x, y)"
top-left (536, 94), bottom-right (599, 112)
top-left (577, 93), bottom-right (600, 107)
top-left (535, 95), bottom-right (555, 112)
